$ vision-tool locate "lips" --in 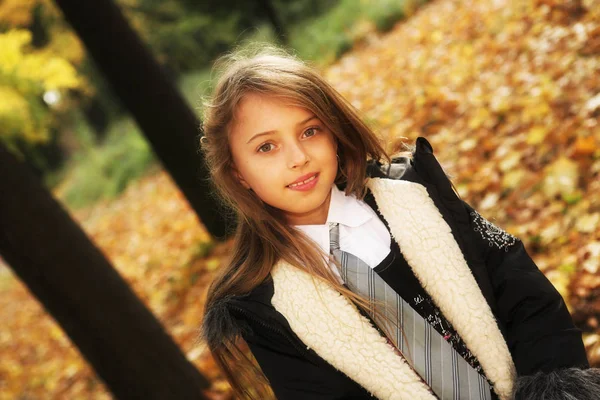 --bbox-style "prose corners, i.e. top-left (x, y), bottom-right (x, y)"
top-left (287, 172), bottom-right (318, 188)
